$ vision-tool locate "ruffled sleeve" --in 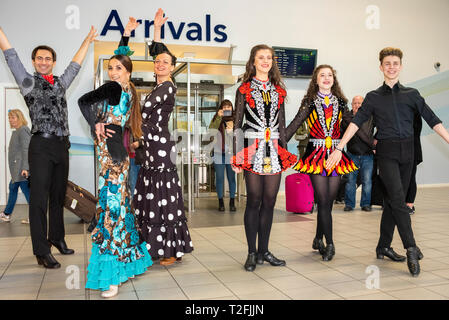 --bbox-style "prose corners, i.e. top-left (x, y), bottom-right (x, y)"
top-left (78, 81), bottom-right (122, 137)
